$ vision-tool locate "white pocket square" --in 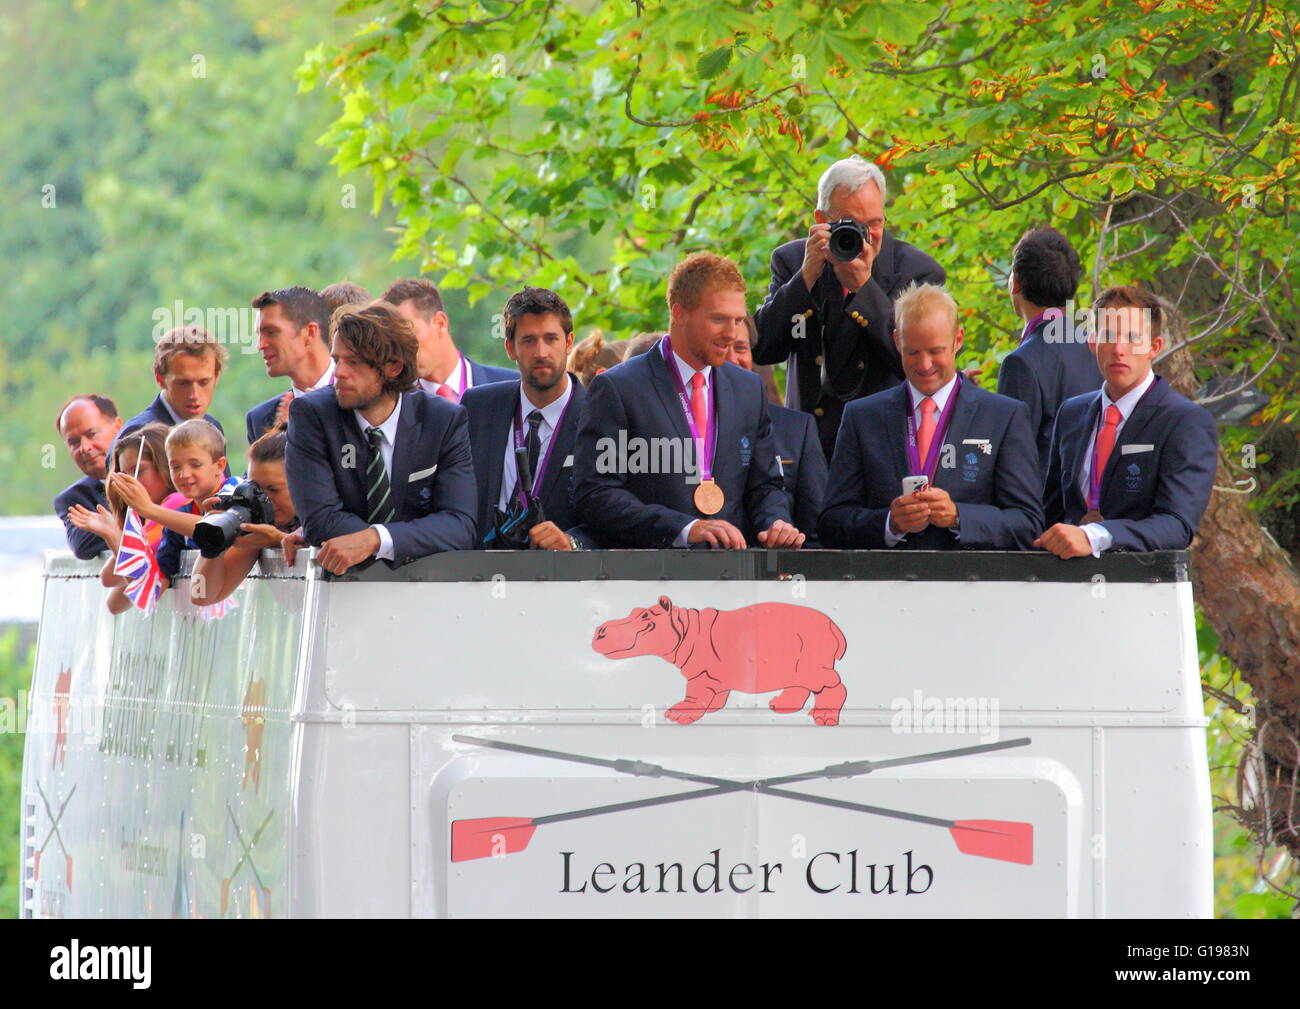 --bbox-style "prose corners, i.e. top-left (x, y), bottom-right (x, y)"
top-left (408, 464), bottom-right (438, 481)
top-left (962, 438), bottom-right (992, 455)
top-left (1121, 444), bottom-right (1154, 455)
top-left (562, 455), bottom-right (574, 468)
